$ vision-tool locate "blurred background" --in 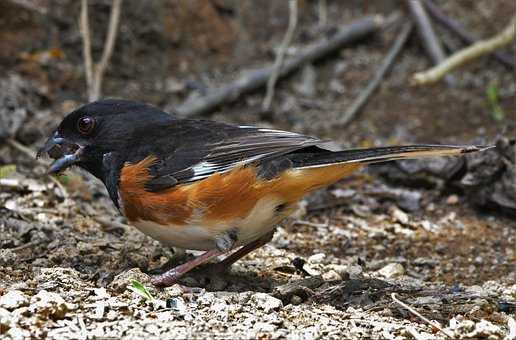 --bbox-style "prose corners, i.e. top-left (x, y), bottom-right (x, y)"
top-left (0, 1), bottom-right (515, 338)
top-left (0, 0), bottom-right (514, 149)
